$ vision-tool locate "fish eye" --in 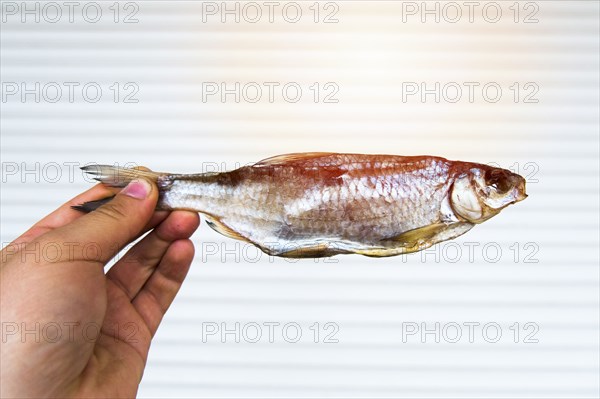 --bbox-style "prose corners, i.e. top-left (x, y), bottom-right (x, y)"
top-left (485, 169), bottom-right (511, 193)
